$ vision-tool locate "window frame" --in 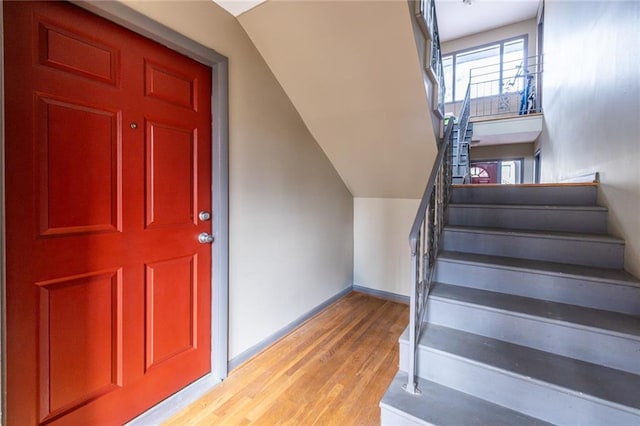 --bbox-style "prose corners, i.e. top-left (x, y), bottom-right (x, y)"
top-left (443, 34), bottom-right (529, 104)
